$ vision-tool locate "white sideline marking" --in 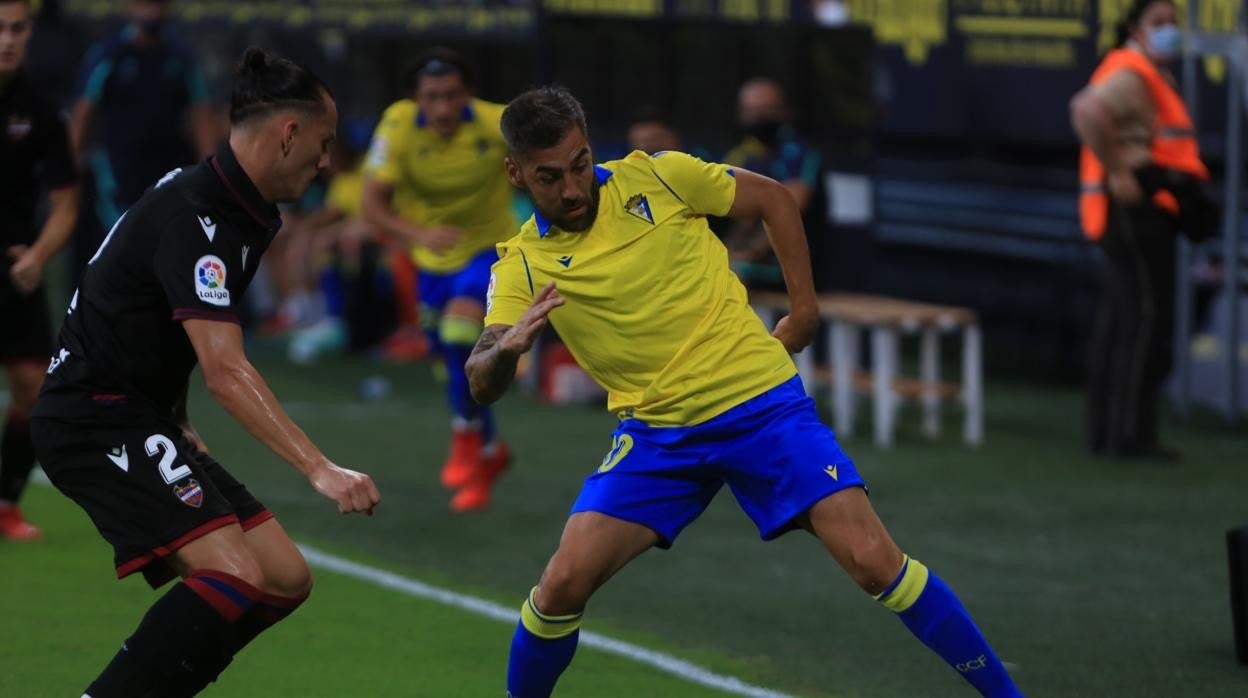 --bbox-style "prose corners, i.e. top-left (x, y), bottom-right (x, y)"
top-left (298, 545), bottom-right (798, 698)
